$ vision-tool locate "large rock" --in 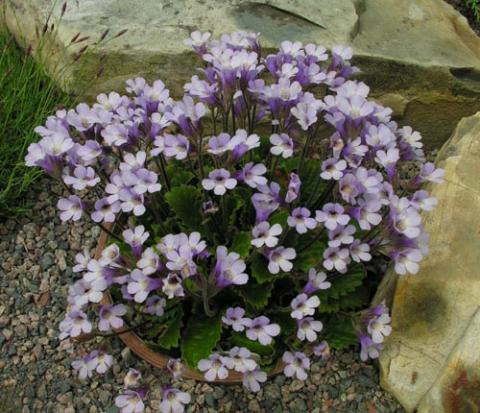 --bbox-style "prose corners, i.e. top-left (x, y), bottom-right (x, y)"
top-left (3, 0), bottom-right (480, 147)
top-left (377, 112), bottom-right (480, 413)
